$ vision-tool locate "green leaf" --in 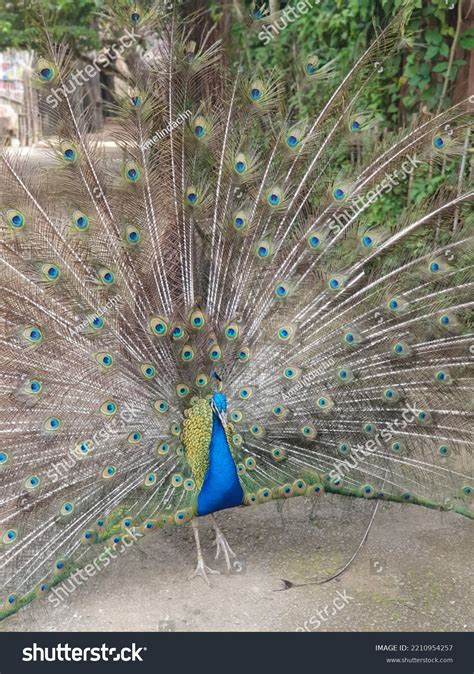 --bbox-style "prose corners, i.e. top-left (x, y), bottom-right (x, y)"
top-left (432, 61), bottom-right (448, 73)
top-left (459, 28), bottom-right (474, 50)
